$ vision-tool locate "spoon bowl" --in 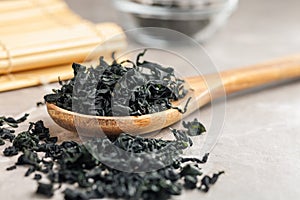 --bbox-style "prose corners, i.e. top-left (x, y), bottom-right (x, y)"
top-left (47, 54), bottom-right (300, 136)
top-left (46, 75), bottom-right (209, 136)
